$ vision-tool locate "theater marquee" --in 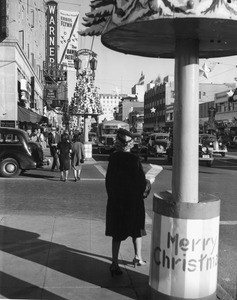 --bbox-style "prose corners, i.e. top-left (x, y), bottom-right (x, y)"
top-left (46, 1), bottom-right (58, 65)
